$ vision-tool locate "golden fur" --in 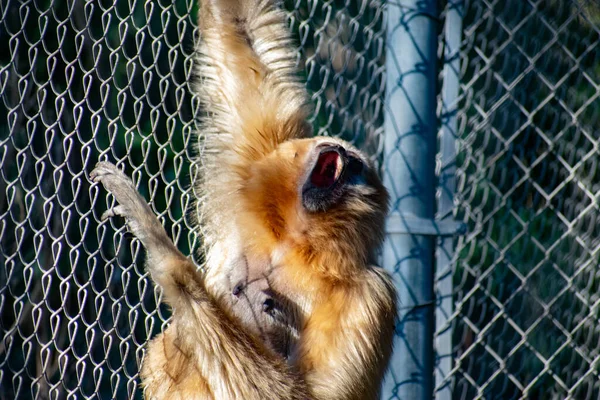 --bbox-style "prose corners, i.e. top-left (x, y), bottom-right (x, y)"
top-left (92, 0), bottom-right (397, 398)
